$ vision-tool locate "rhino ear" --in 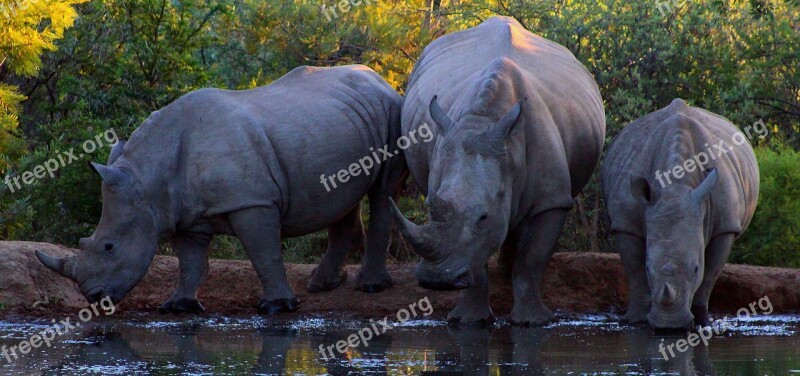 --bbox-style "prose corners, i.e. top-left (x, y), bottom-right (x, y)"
top-left (494, 99), bottom-right (524, 139)
top-left (629, 175), bottom-right (652, 204)
top-left (691, 168), bottom-right (718, 206)
top-left (429, 95), bottom-right (454, 135)
top-left (90, 162), bottom-right (129, 188)
top-left (108, 140), bottom-right (127, 165)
